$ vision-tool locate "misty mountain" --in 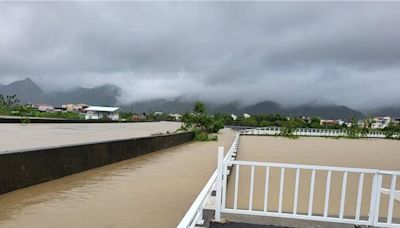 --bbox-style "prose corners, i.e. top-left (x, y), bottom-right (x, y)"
top-left (288, 105), bottom-right (365, 119)
top-left (0, 78), bottom-right (47, 103)
top-left (237, 101), bottom-right (365, 119)
top-left (243, 101), bottom-right (284, 114)
top-left (0, 78), bottom-right (391, 119)
top-left (125, 99), bottom-right (365, 119)
top-left (122, 99), bottom-right (195, 114)
top-left (0, 78), bottom-right (120, 106)
top-left (370, 106), bottom-right (400, 117)
top-left (49, 84), bottom-right (120, 106)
